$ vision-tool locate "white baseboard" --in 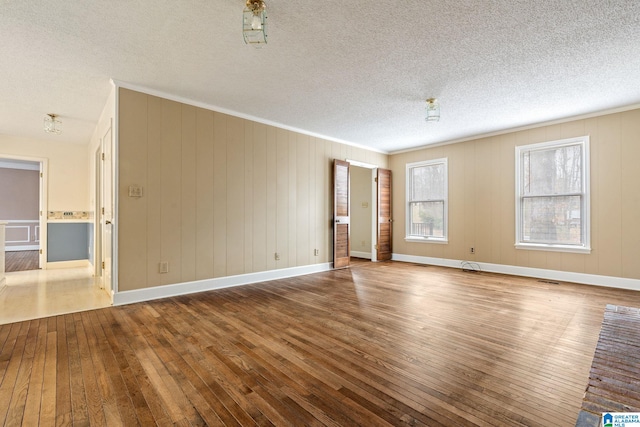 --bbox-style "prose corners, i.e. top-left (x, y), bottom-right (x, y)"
top-left (114, 262), bottom-right (333, 306)
top-left (46, 260), bottom-right (91, 270)
top-left (392, 253), bottom-right (640, 292)
top-left (5, 245), bottom-right (39, 252)
top-left (351, 251), bottom-right (372, 260)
